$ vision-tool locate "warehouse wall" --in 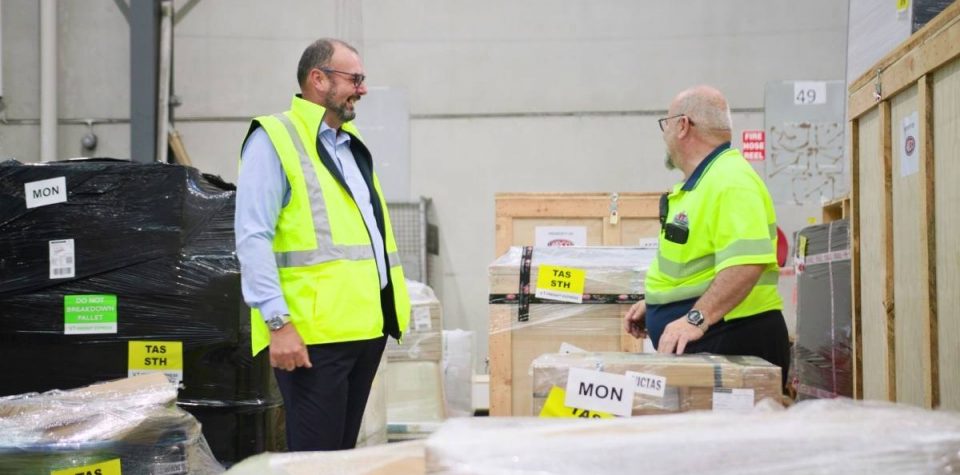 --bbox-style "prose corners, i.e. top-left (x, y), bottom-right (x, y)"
top-left (0, 0), bottom-right (849, 371)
